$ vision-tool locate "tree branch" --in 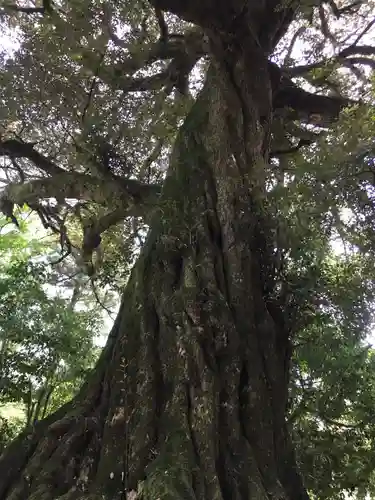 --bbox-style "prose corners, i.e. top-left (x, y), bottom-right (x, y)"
top-left (0, 0), bottom-right (51, 15)
top-left (288, 45), bottom-right (375, 76)
top-left (339, 44), bottom-right (375, 58)
top-left (102, 4), bottom-right (127, 49)
top-left (80, 208), bottom-right (131, 275)
top-left (0, 140), bottom-right (161, 211)
top-left (0, 140), bottom-right (66, 177)
top-left (326, 0), bottom-right (341, 17)
top-left (261, 0), bottom-right (300, 51)
top-left (351, 16), bottom-right (375, 47)
top-left (283, 26), bottom-right (307, 66)
top-left (97, 29), bottom-right (206, 95)
top-left (343, 56), bottom-right (375, 70)
top-left (2, 173), bottom-right (161, 214)
top-left (327, 0), bottom-right (363, 17)
top-left (149, 0), bottom-right (297, 47)
top-left (270, 62), bottom-right (350, 124)
top-left (154, 7), bottom-right (168, 42)
top-left (319, 4), bottom-right (336, 46)
top-left (81, 27), bottom-right (205, 80)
